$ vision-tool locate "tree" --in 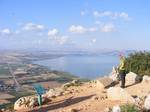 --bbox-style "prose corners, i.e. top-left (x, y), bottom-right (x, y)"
top-left (126, 51), bottom-right (150, 76)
